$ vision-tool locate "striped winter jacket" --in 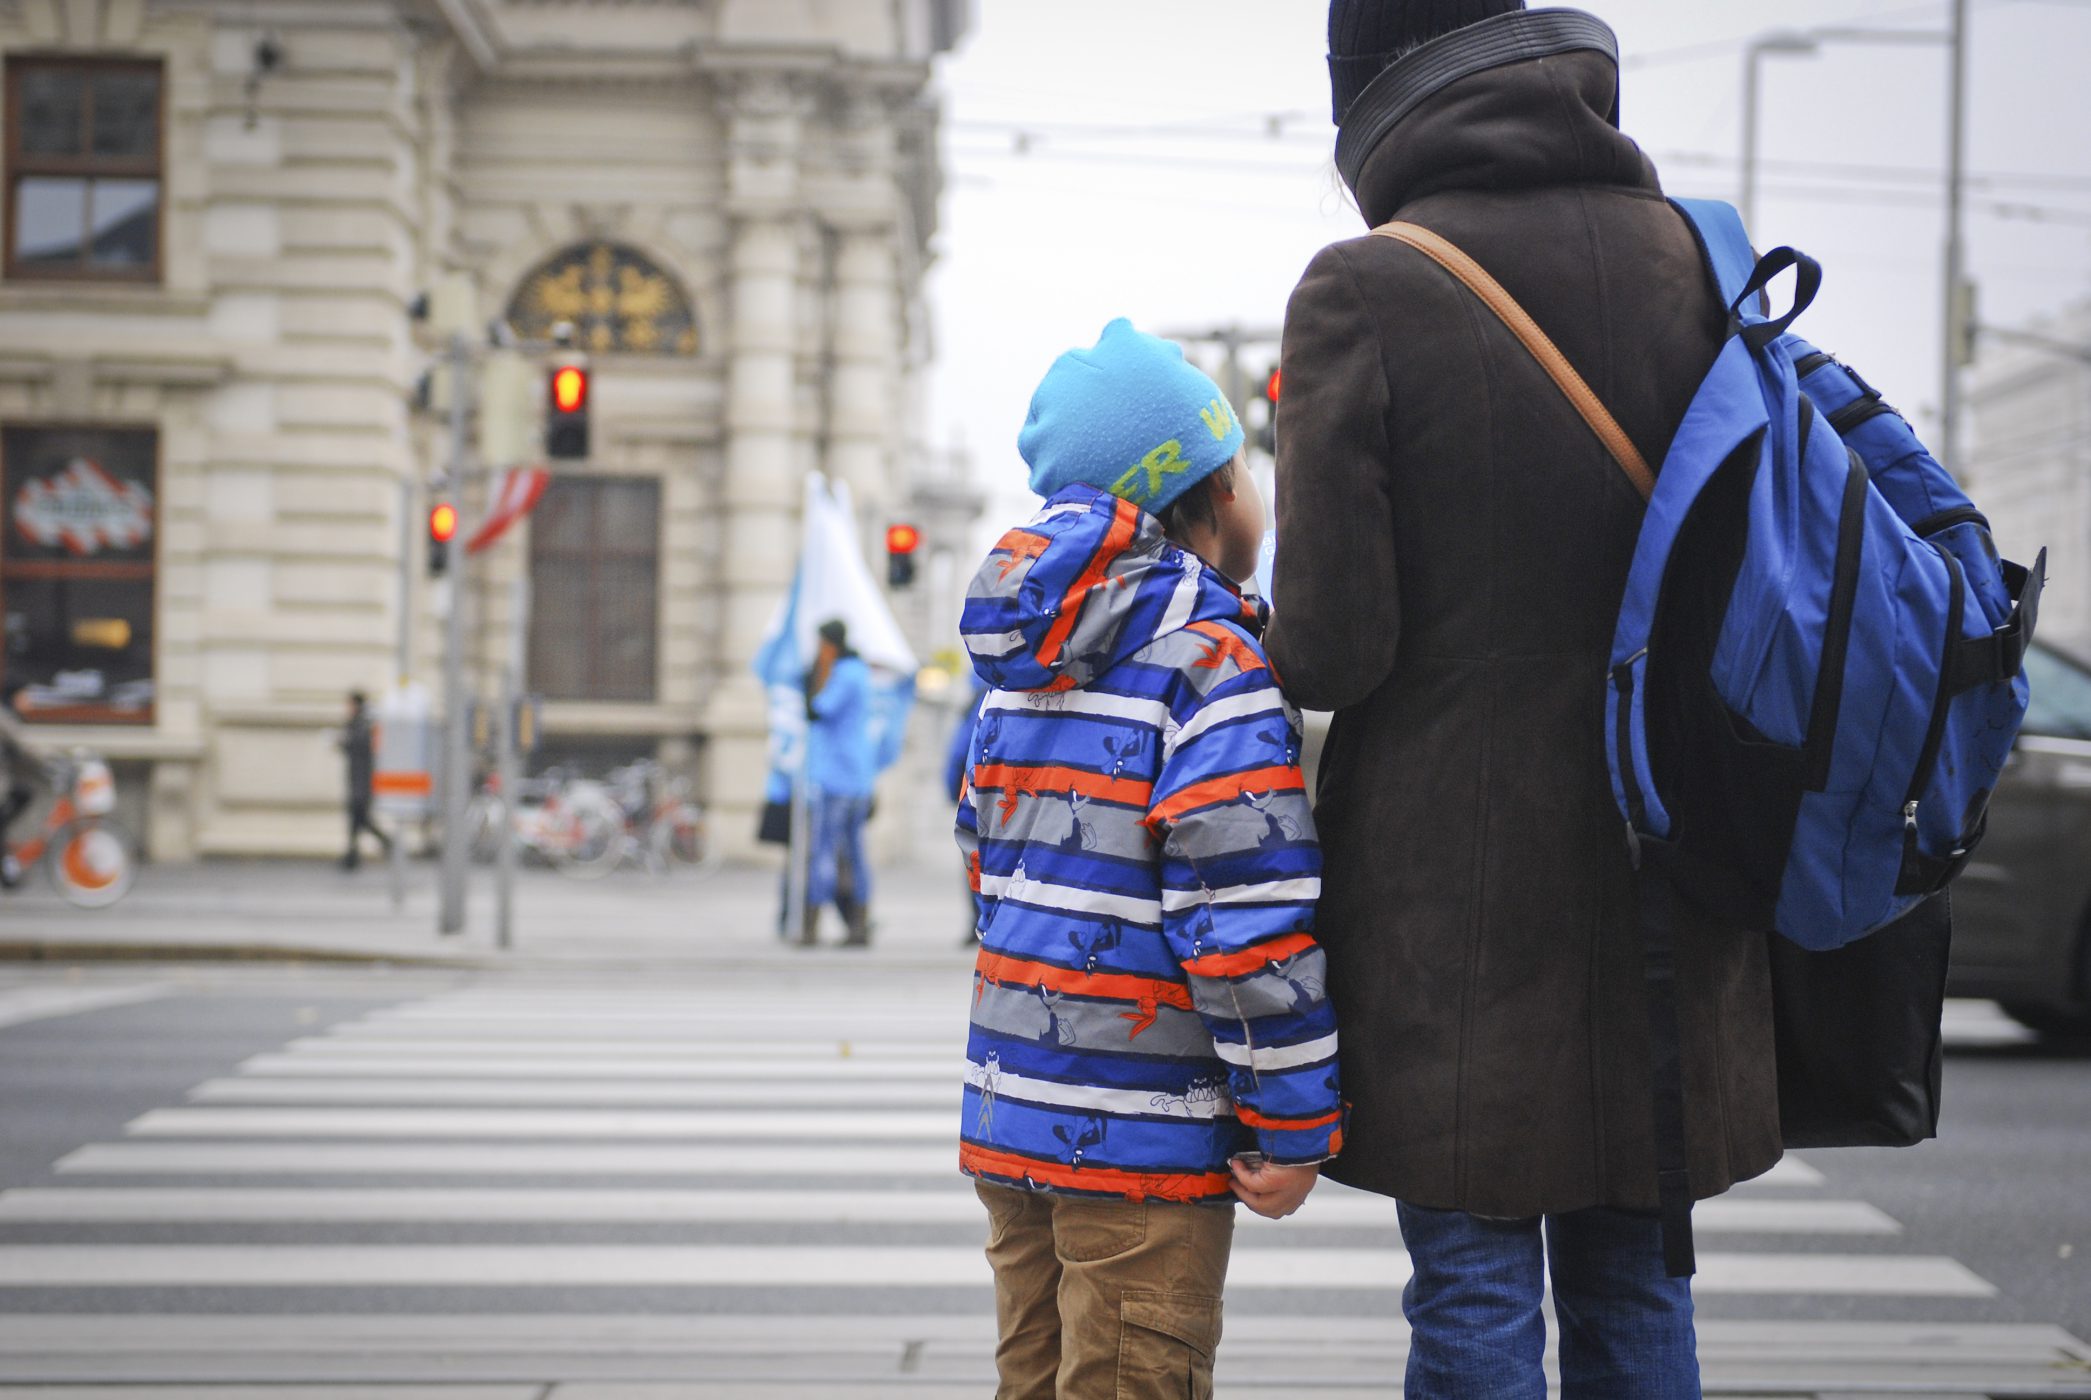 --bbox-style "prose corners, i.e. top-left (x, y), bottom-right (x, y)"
top-left (955, 484), bottom-right (1343, 1205)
